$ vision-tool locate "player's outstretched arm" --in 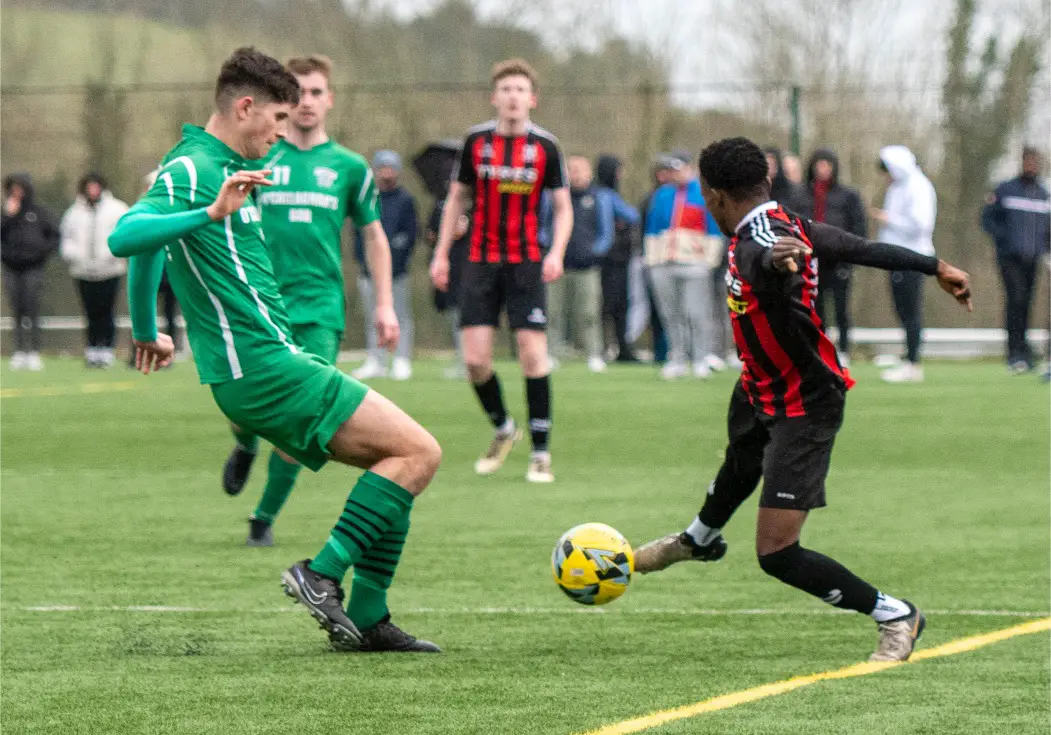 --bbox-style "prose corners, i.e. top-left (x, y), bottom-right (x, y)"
top-left (108, 171), bottom-right (272, 257)
top-left (777, 222), bottom-right (973, 311)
